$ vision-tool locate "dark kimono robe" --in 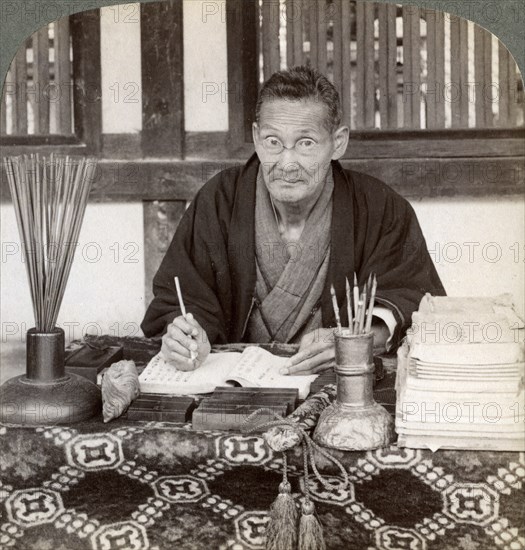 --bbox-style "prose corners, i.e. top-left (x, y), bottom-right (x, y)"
top-left (141, 153), bottom-right (445, 350)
